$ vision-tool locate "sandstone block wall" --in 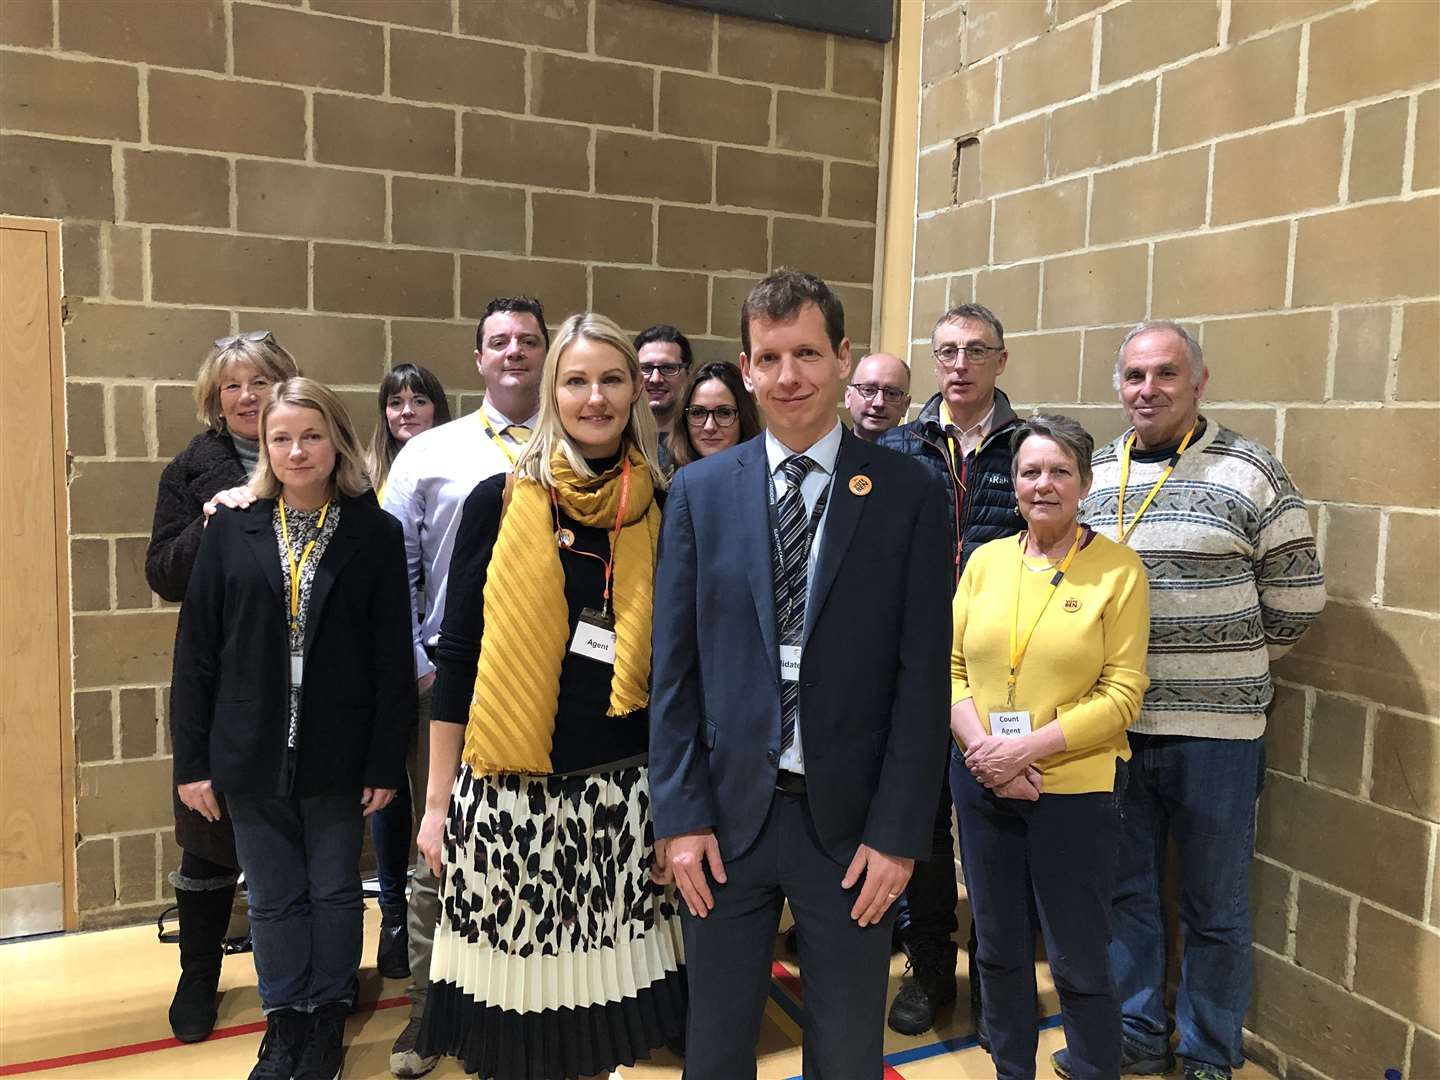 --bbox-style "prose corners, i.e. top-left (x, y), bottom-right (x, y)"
top-left (914, 2), bottom-right (1437, 1077)
top-left (0, 0), bottom-right (886, 928)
